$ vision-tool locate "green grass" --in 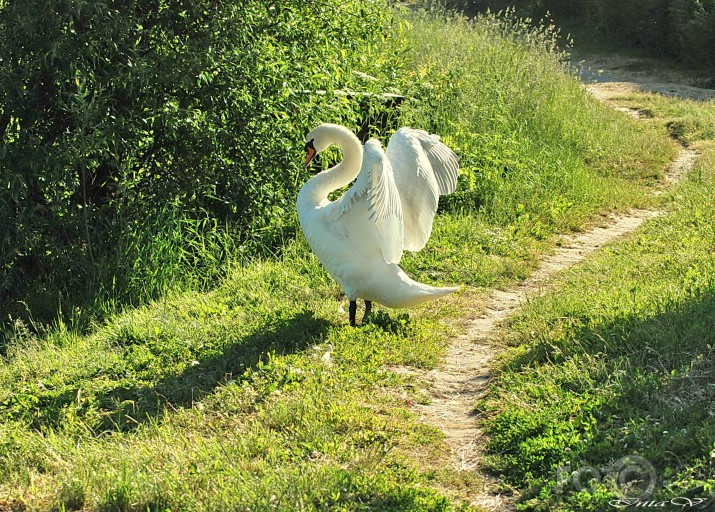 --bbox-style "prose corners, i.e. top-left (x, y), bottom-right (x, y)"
top-left (1, 239), bottom-right (474, 511)
top-left (479, 100), bottom-right (715, 510)
top-left (398, 11), bottom-right (677, 233)
top-left (397, 9), bottom-right (677, 288)
top-left (613, 92), bottom-right (715, 147)
top-left (0, 10), bottom-right (688, 512)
